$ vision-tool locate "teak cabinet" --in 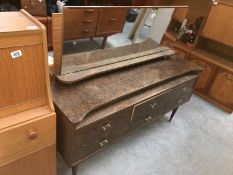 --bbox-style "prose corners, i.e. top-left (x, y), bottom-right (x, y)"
top-left (201, 3), bottom-right (233, 47)
top-left (63, 7), bottom-right (128, 48)
top-left (161, 1), bottom-right (233, 113)
top-left (0, 10), bottom-right (56, 175)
